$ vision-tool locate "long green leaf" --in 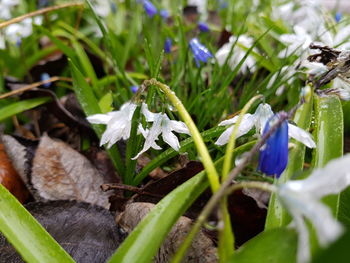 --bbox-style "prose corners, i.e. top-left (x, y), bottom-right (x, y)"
top-left (108, 142), bottom-right (254, 263)
top-left (0, 97), bottom-right (51, 122)
top-left (265, 97), bottom-right (313, 229)
top-left (312, 95), bottom-right (345, 219)
top-left (229, 228), bottom-right (297, 263)
top-left (0, 184), bottom-right (75, 263)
